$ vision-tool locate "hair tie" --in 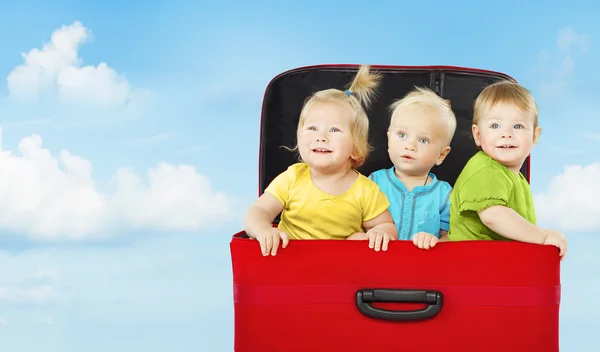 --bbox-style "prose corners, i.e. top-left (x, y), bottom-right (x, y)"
top-left (345, 89), bottom-right (352, 97)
